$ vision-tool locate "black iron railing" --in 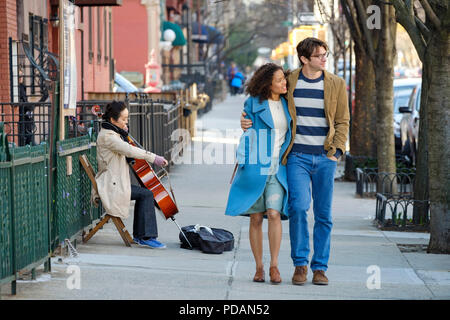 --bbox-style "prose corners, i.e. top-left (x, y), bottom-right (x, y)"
top-left (0, 101), bottom-right (52, 146)
top-left (375, 193), bottom-right (429, 229)
top-left (73, 95), bottom-right (181, 175)
top-left (356, 167), bottom-right (416, 198)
